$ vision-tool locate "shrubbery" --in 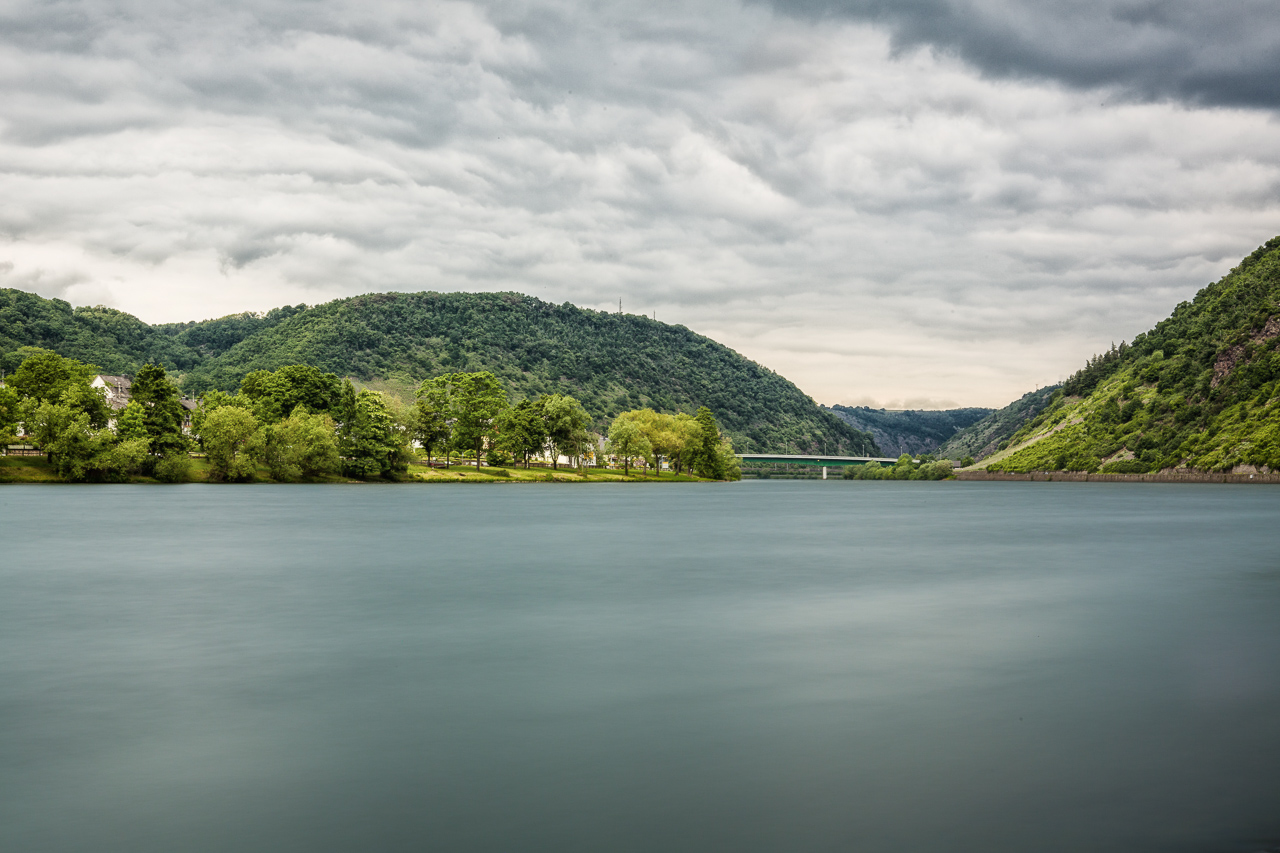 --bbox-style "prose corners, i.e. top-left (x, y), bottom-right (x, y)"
top-left (842, 455), bottom-right (953, 481)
